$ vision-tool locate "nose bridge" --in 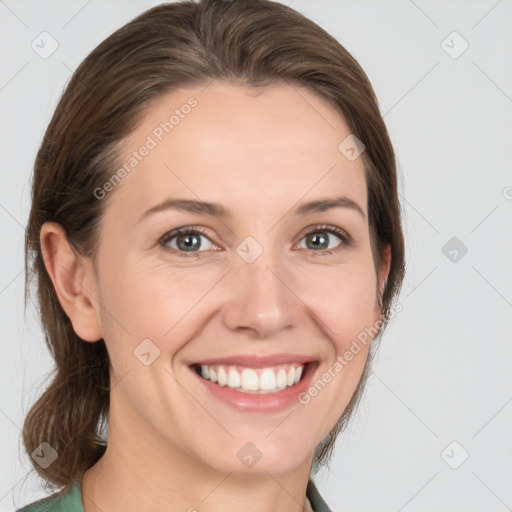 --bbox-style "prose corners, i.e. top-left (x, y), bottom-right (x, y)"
top-left (222, 236), bottom-right (299, 338)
